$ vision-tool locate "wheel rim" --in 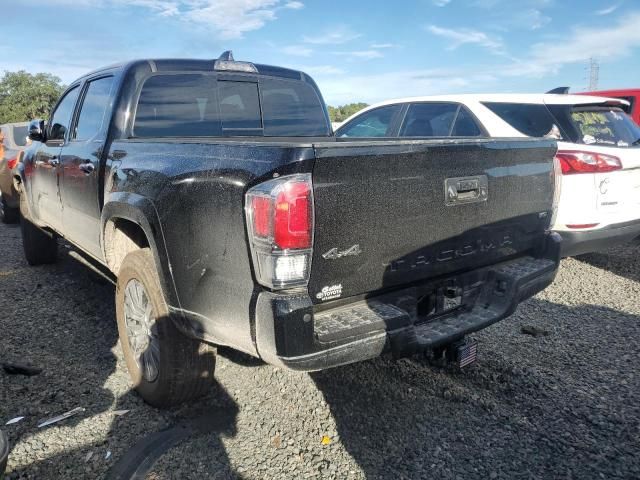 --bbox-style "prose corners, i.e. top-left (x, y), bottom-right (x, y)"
top-left (123, 279), bottom-right (160, 382)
